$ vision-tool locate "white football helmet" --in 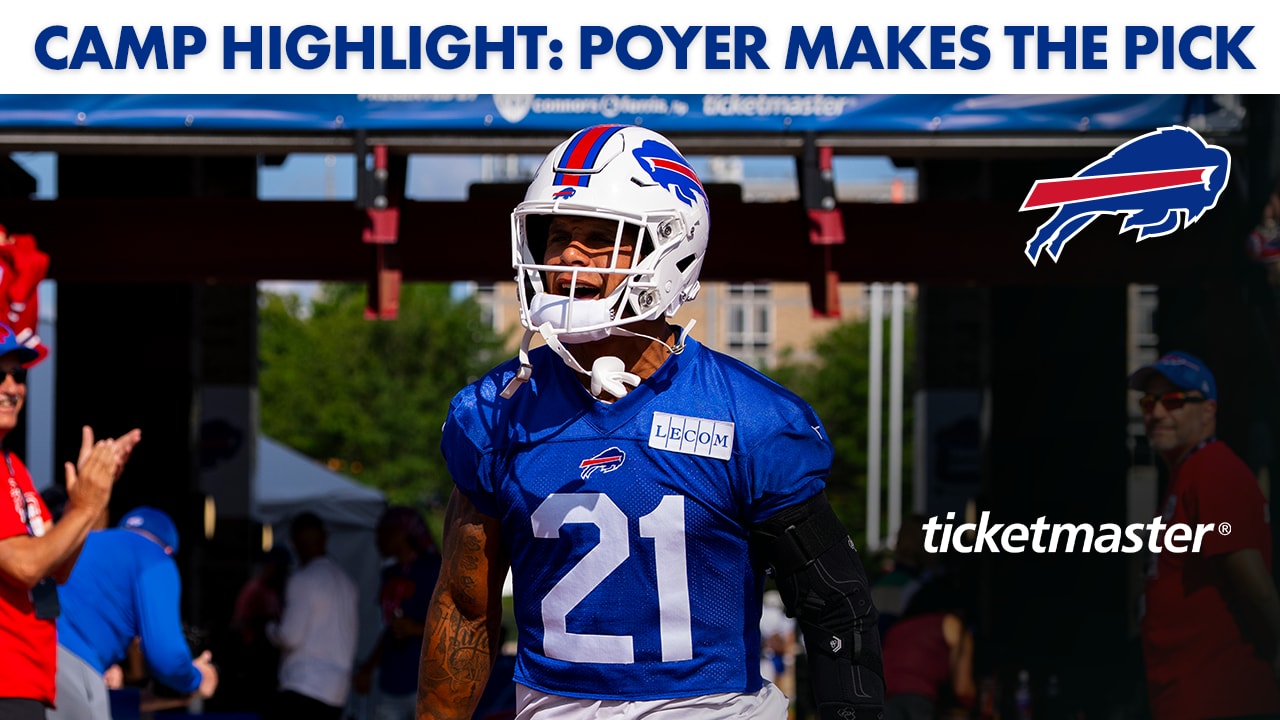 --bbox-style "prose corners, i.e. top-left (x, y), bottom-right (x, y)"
top-left (512, 125), bottom-right (710, 343)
